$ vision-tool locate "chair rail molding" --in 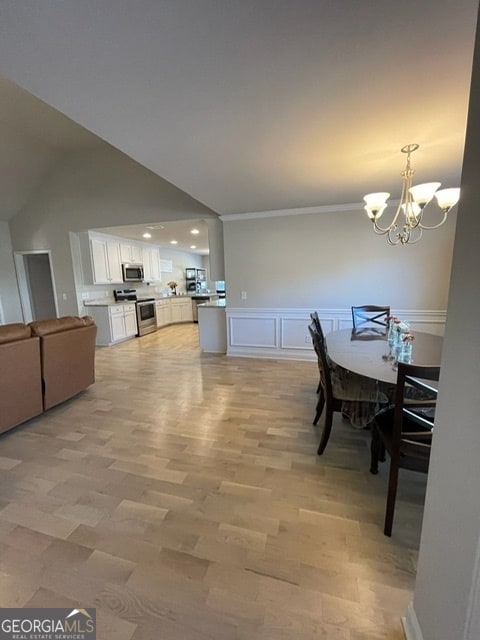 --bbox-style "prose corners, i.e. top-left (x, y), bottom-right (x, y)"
top-left (226, 308), bottom-right (447, 361)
